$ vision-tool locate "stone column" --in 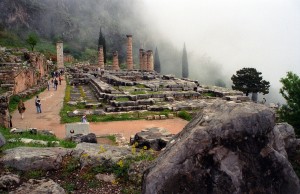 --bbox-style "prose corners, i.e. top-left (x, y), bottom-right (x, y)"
top-left (112, 51), bottom-right (120, 71)
top-left (126, 35), bottom-right (133, 70)
top-left (139, 49), bottom-right (144, 70)
top-left (98, 45), bottom-right (104, 69)
top-left (142, 51), bottom-right (147, 71)
top-left (56, 41), bottom-right (64, 69)
top-left (146, 50), bottom-right (154, 71)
